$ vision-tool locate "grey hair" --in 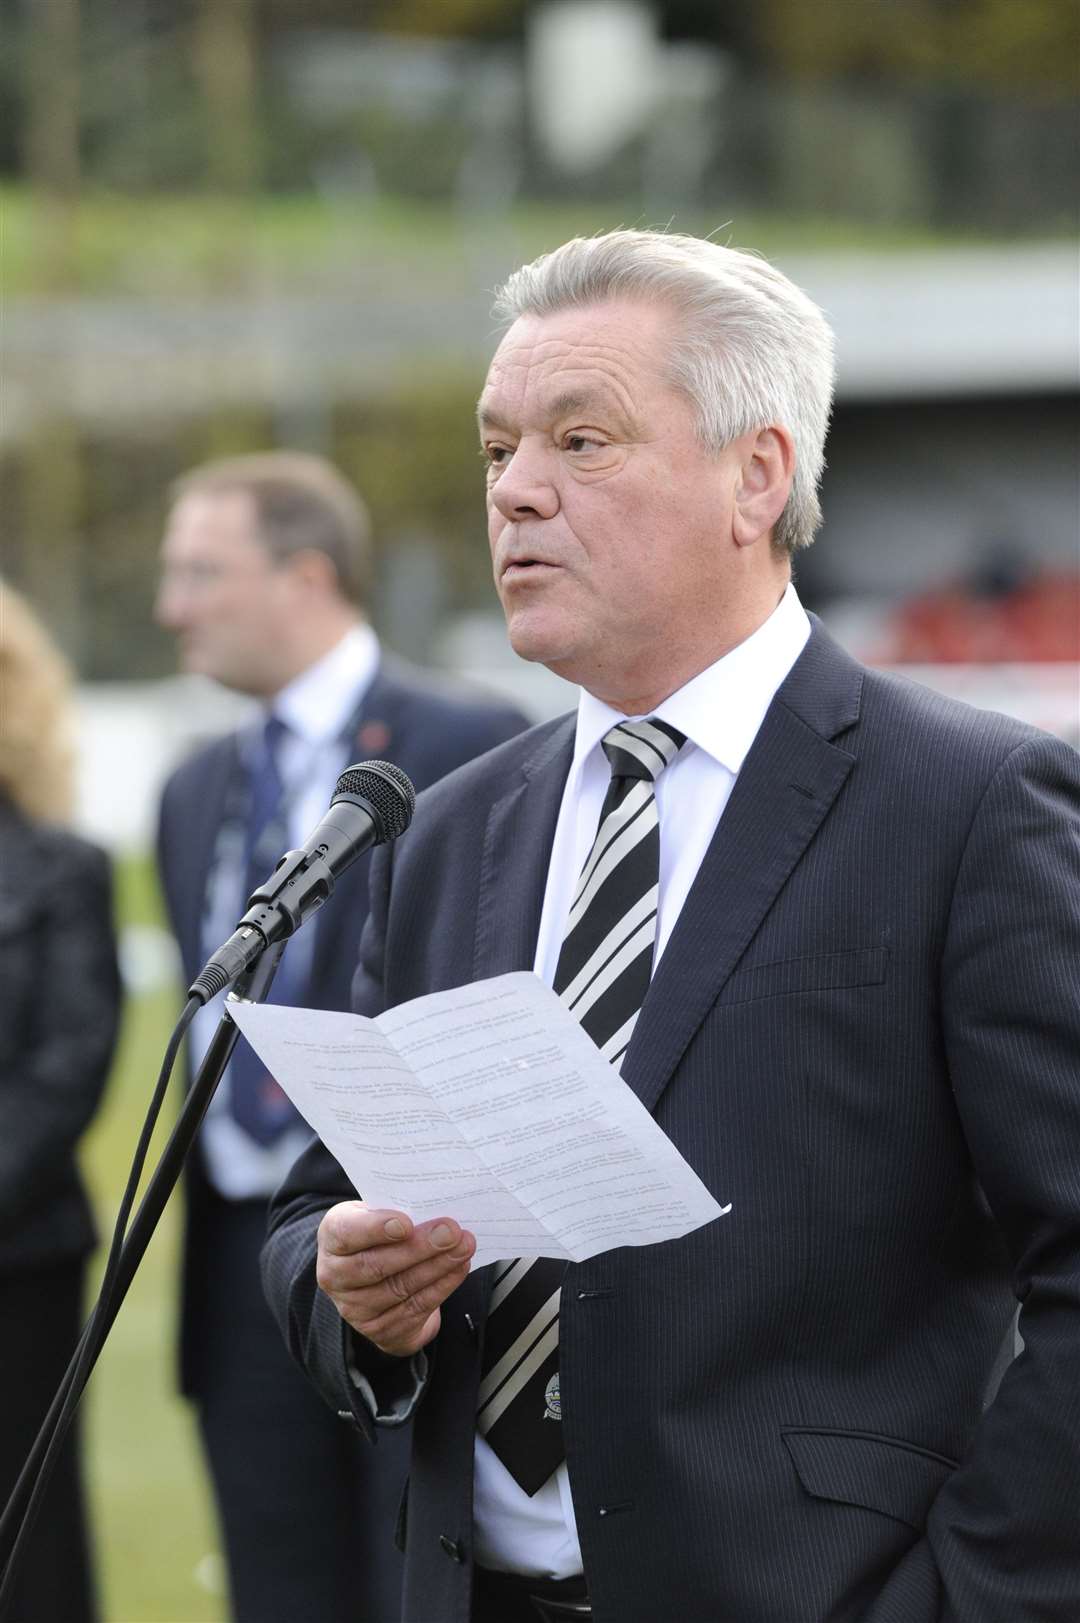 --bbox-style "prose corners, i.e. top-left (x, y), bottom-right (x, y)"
top-left (491, 230), bottom-right (836, 555)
